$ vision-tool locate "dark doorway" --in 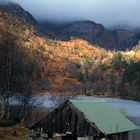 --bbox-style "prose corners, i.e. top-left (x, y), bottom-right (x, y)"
top-left (62, 134), bottom-right (77, 140)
